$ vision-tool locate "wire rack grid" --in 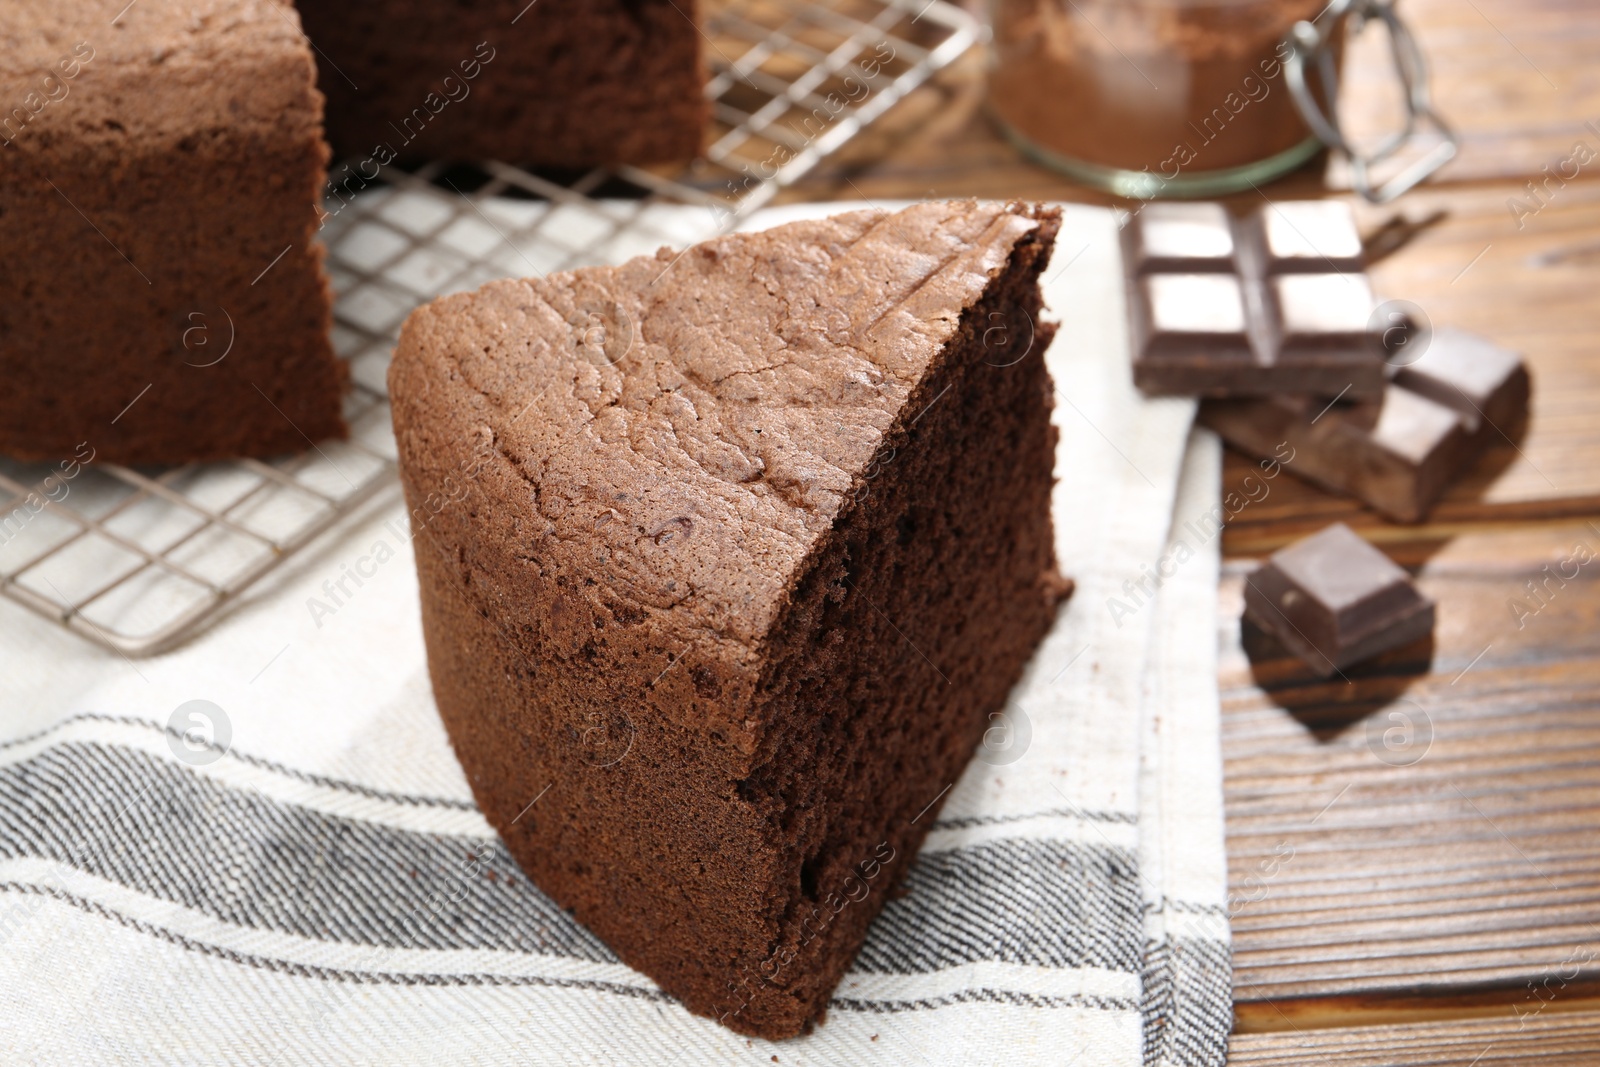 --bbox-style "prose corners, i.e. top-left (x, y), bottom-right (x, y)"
top-left (0, 0), bottom-right (981, 657)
